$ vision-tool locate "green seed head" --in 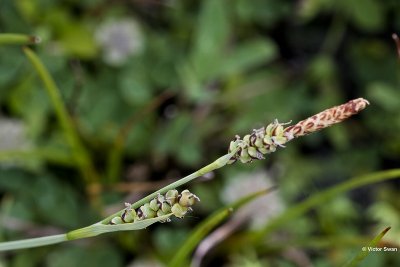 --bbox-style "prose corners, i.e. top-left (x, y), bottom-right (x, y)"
top-left (107, 189), bottom-right (199, 225)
